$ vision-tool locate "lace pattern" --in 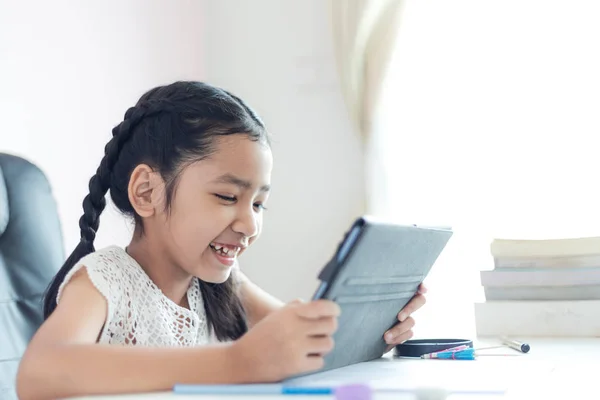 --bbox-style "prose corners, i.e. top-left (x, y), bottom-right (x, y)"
top-left (56, 246), bottom-right (214, 346)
